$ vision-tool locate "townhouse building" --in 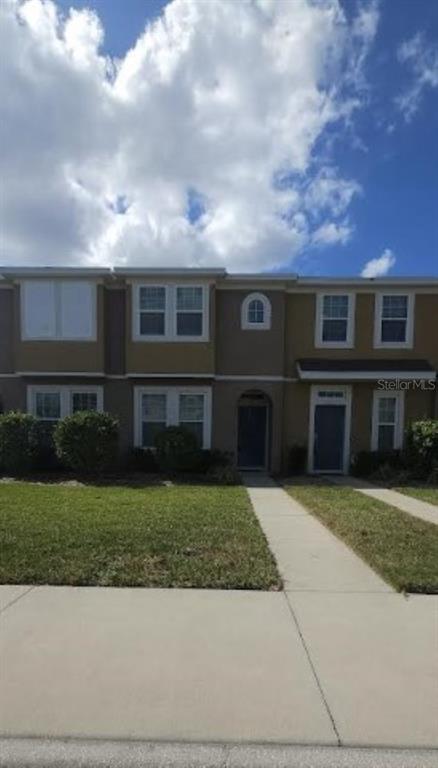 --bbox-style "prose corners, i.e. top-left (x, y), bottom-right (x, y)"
top-left (0, 266), bottom-right (437, 473)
